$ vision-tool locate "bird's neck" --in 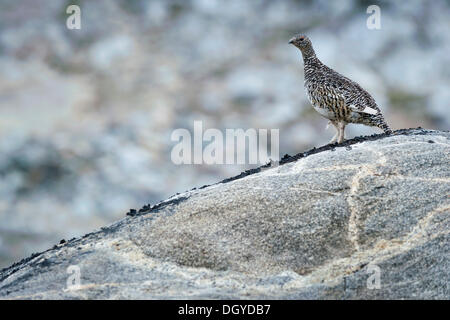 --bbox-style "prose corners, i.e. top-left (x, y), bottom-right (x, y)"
top-left (302, 52), bottom-right (321, 67)
top-left (301, 47), bottom-right (317, 63)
